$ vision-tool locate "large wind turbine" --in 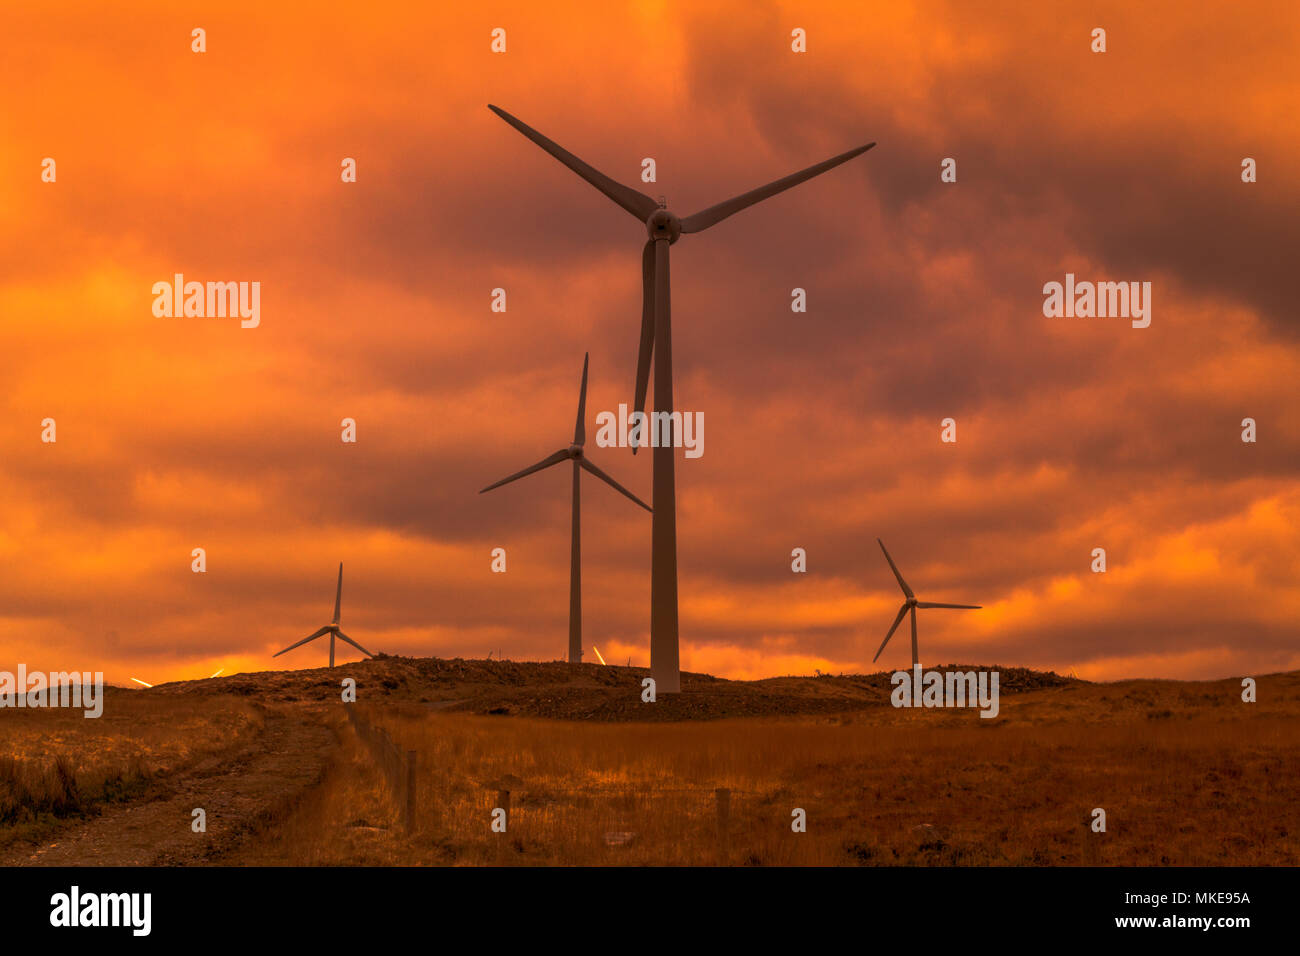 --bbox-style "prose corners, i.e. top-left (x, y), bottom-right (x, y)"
top-left (873, 539), bottom-right (981, 668)
top-left (489, 104), bottom-right (874, 691)
top-left (480, 353), bottom-right (651, 664)
top-left (273, 563), bottom-right (374, 668)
